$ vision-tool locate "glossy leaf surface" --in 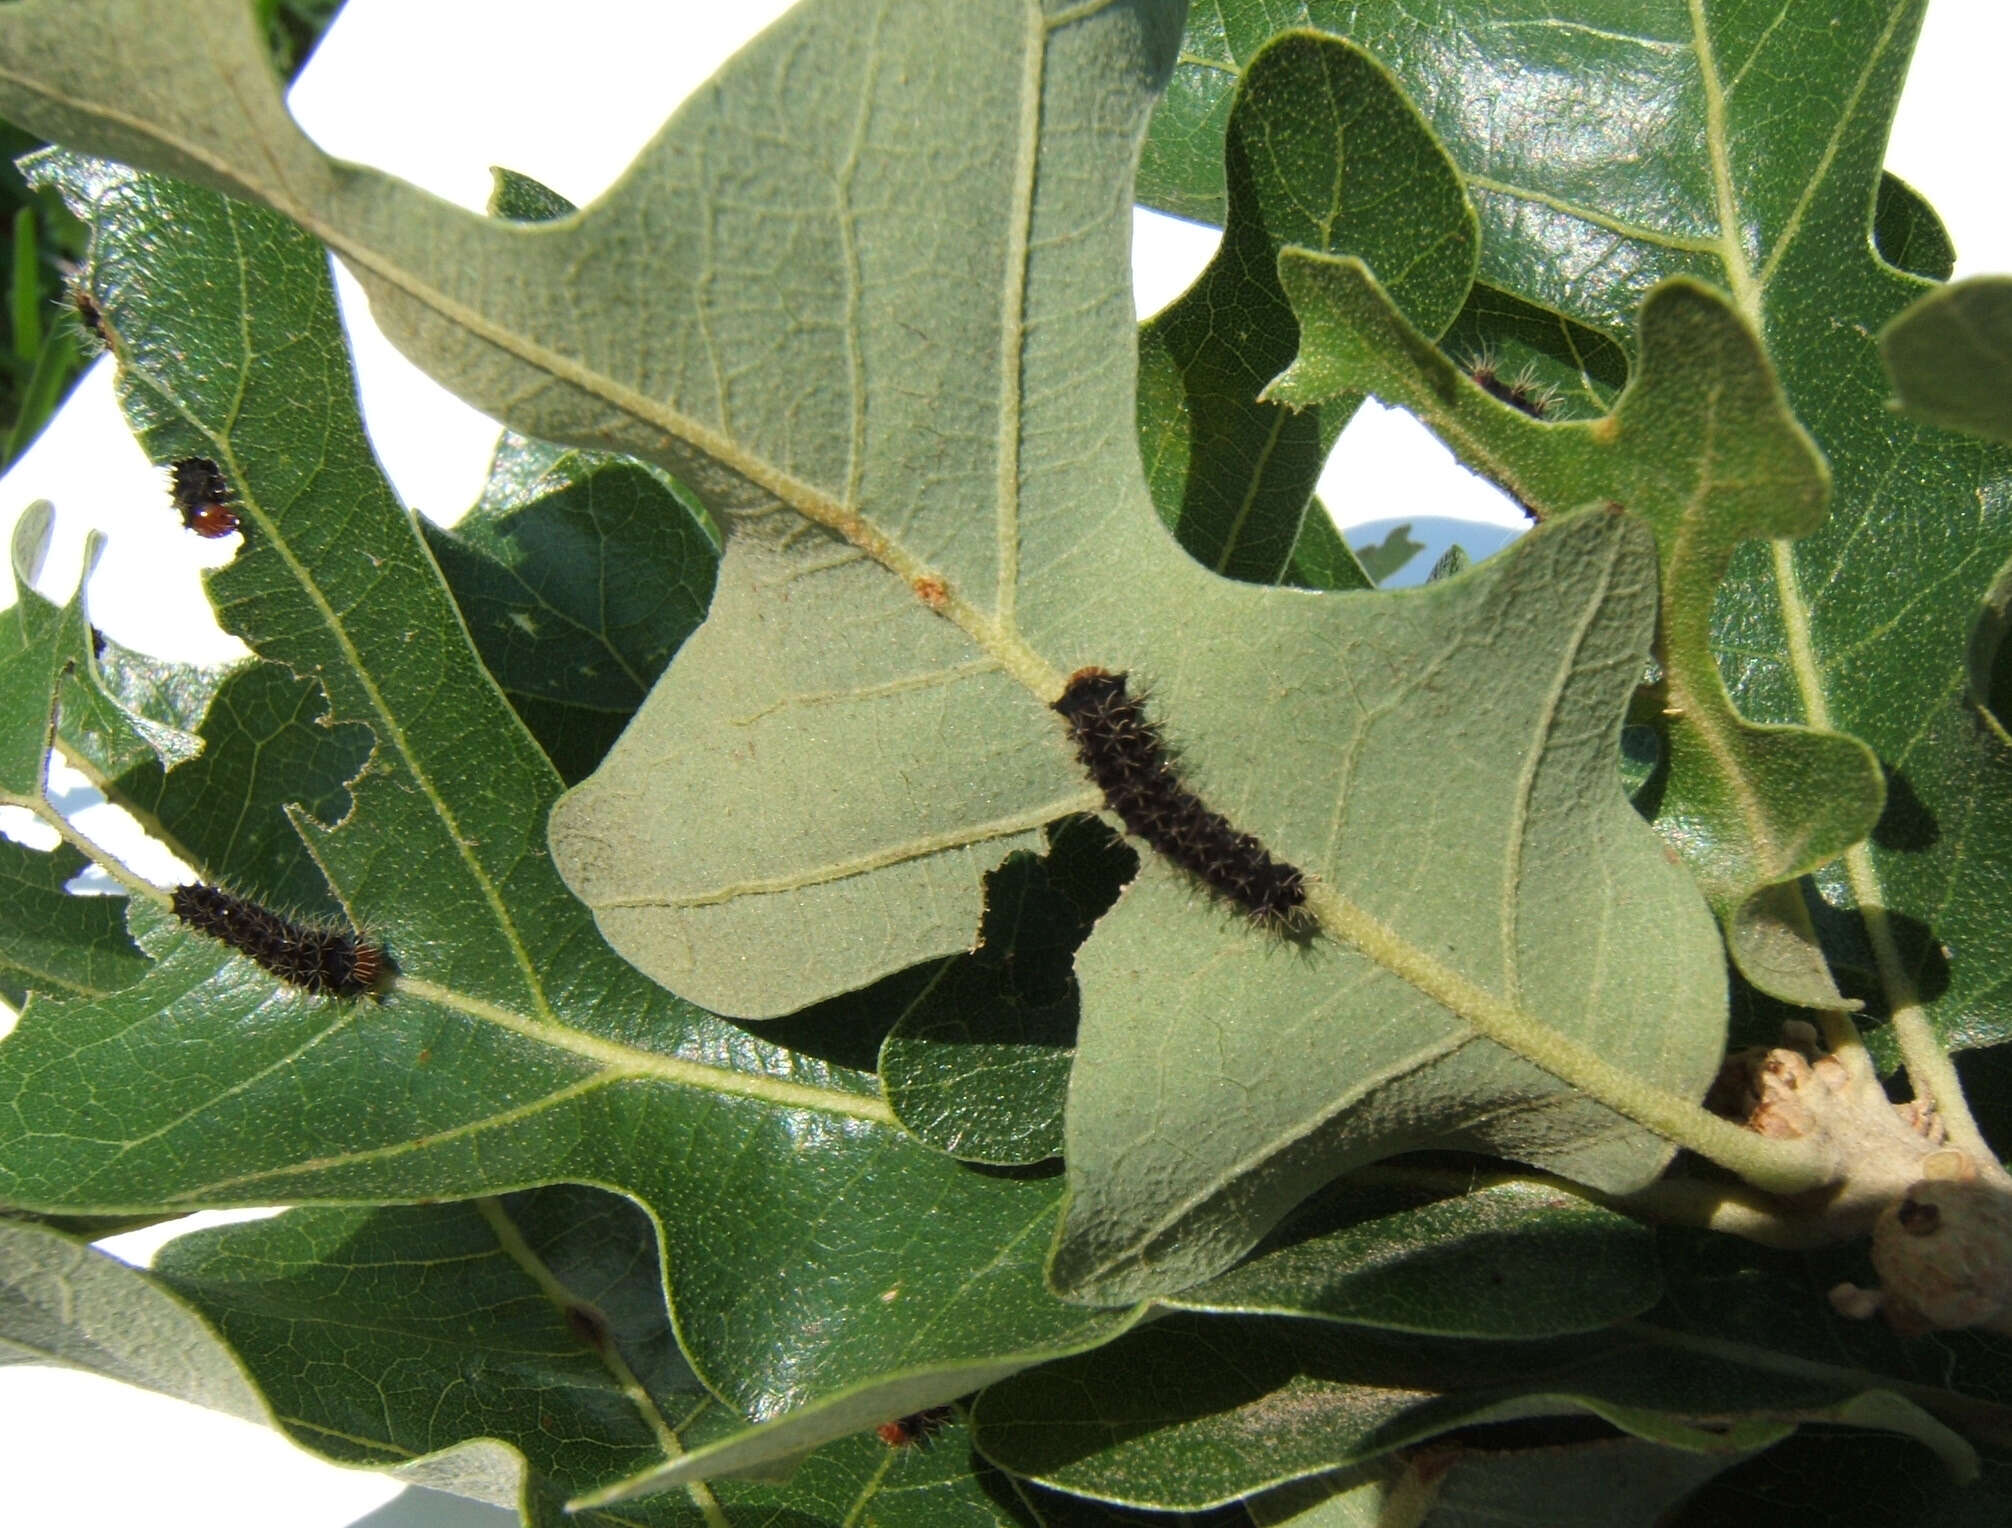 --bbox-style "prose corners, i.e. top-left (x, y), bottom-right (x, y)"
top-left (1133, 33), bottom-right (1472, 587)
top-left (152, 1188), bottom-right (1042, 1526)
top-left (425, 432), bottom-right (718, 785)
